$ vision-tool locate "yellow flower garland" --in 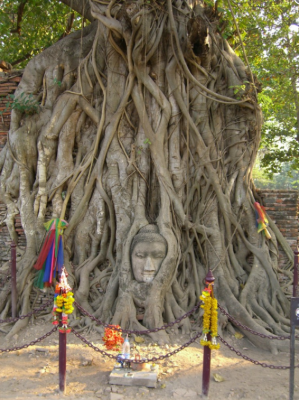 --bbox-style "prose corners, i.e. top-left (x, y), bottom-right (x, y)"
top-left (55, 292), bottom-right (74, 314)
top-left (200, 288), bottom-right (220, 350)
